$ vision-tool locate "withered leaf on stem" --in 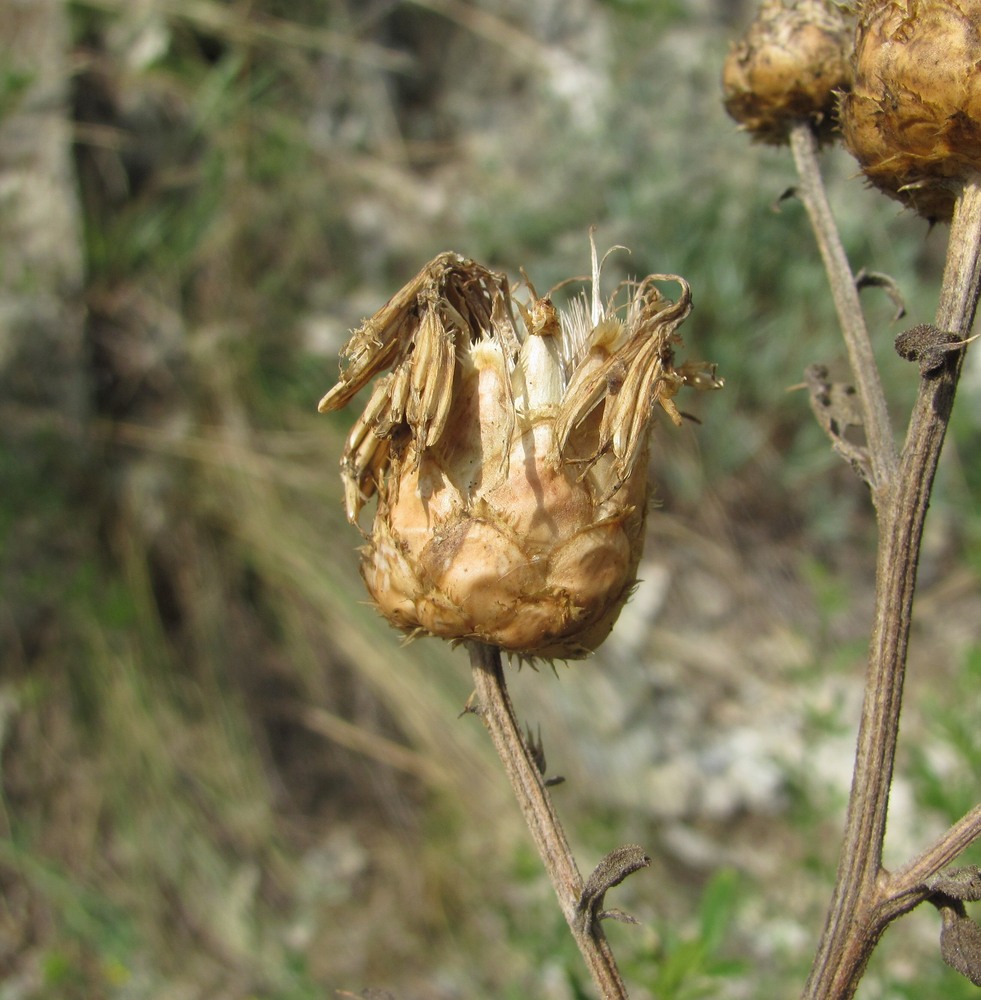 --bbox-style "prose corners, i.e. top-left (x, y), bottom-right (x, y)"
top-left (577, 844), bottom-right (652, 935)
top-left (939, 903), bottom-right (981, 987)
top-left (802, 363), bottom-right (871, 481)
top-left (928, 866), bottom-right (981, 902)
